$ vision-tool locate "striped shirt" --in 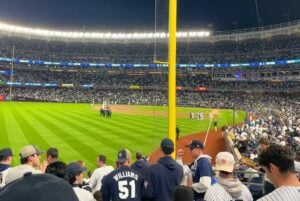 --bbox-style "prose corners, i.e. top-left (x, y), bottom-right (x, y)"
top-left (257, 186), bottom-right (300, 201)
top-left (204, 183), bottom-right (253, 201)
